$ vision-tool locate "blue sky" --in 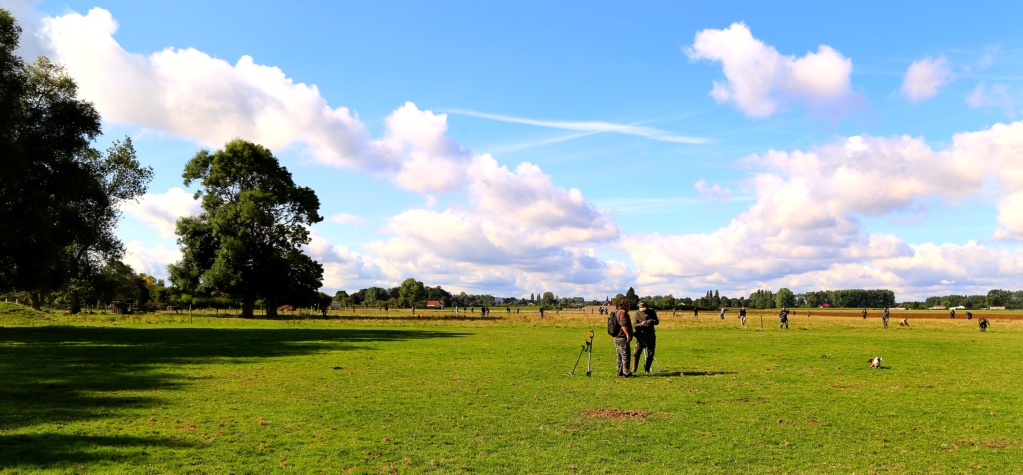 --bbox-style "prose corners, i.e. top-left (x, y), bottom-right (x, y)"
top-left (9, 0), bottom-right (1023, 301)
